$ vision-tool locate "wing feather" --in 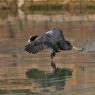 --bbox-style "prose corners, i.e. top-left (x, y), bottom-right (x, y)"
top-left (24, 30), bottom-right (60, 54)
top-left (24, 35), bottom-right (49, 54)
